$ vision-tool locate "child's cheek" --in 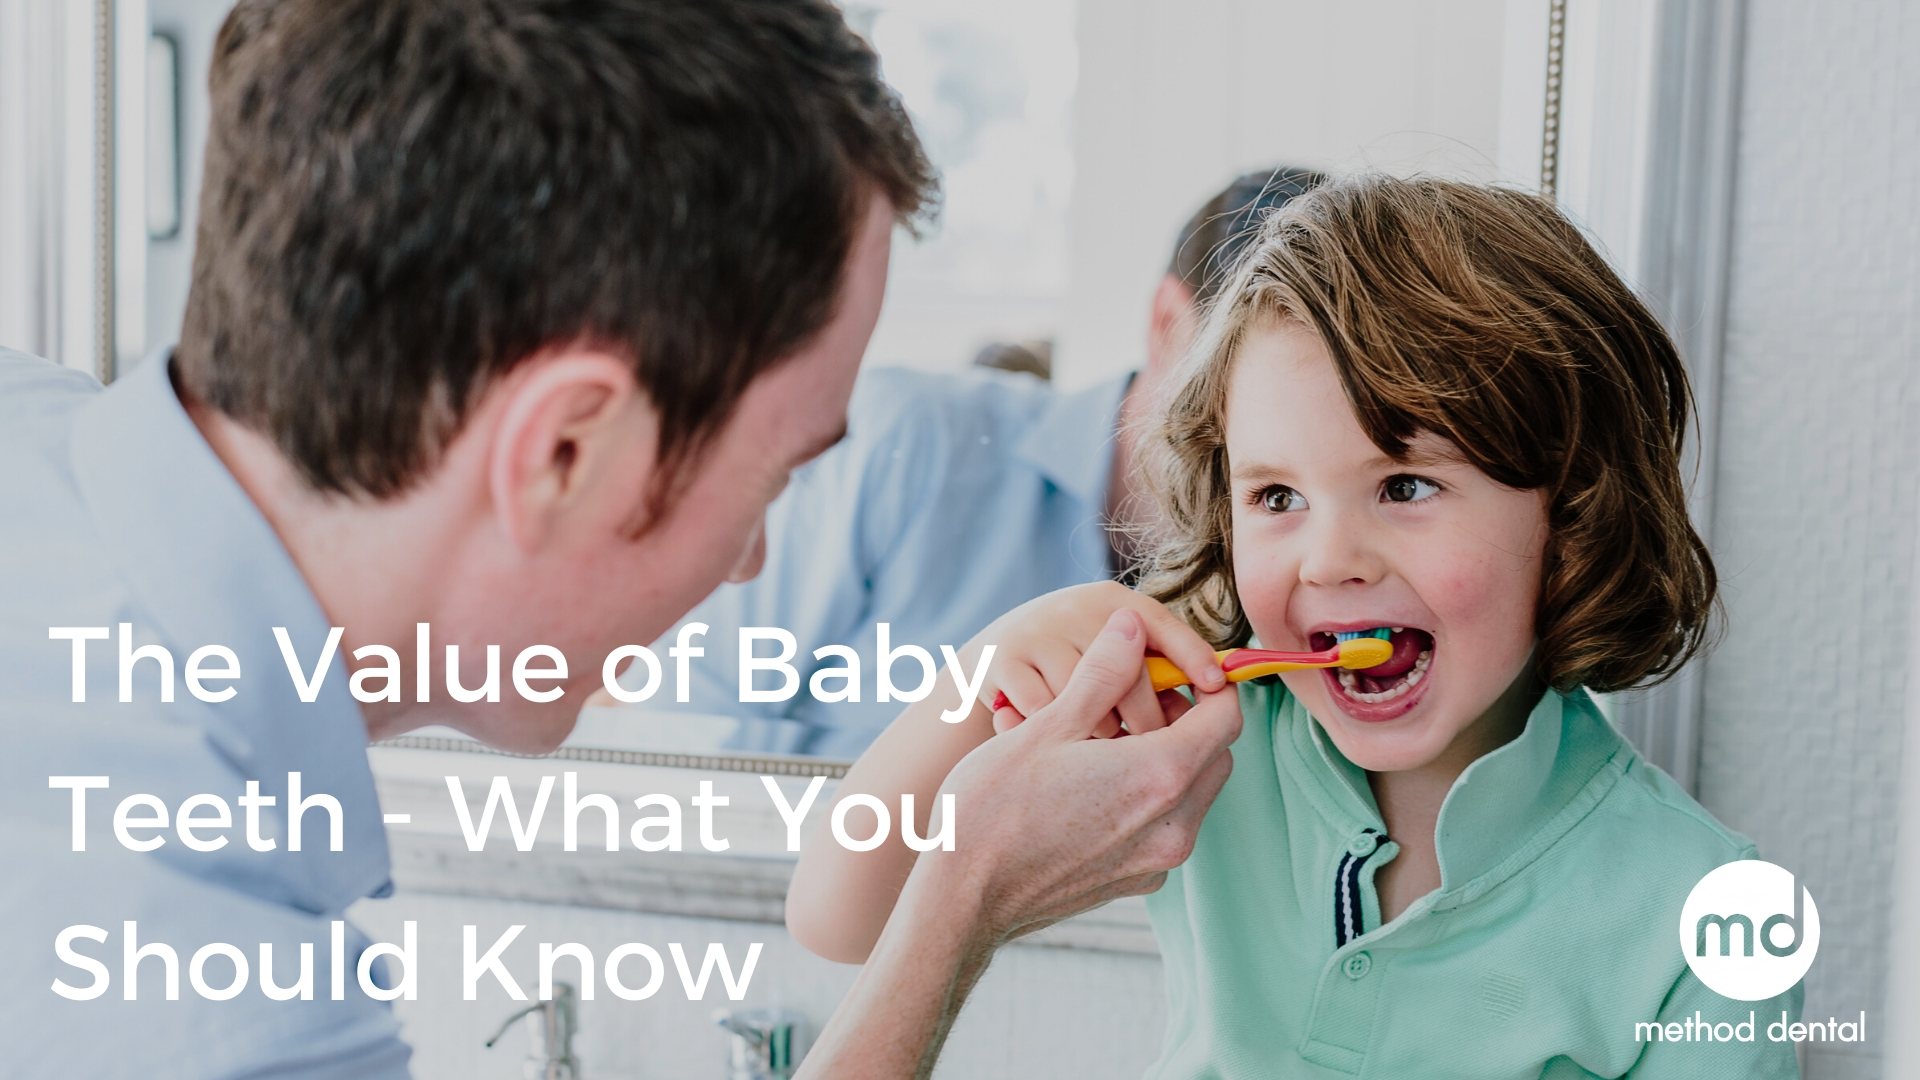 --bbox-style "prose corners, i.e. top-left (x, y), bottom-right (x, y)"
top-left (1419, 550), bottom-right (1540, 655)
top-left (1420, 560), bottom-right (1489, 617)
top-left (1426, 497), bottom-right (1550, 613)
top-left (1231, 548), bottom-right (1297, 644)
